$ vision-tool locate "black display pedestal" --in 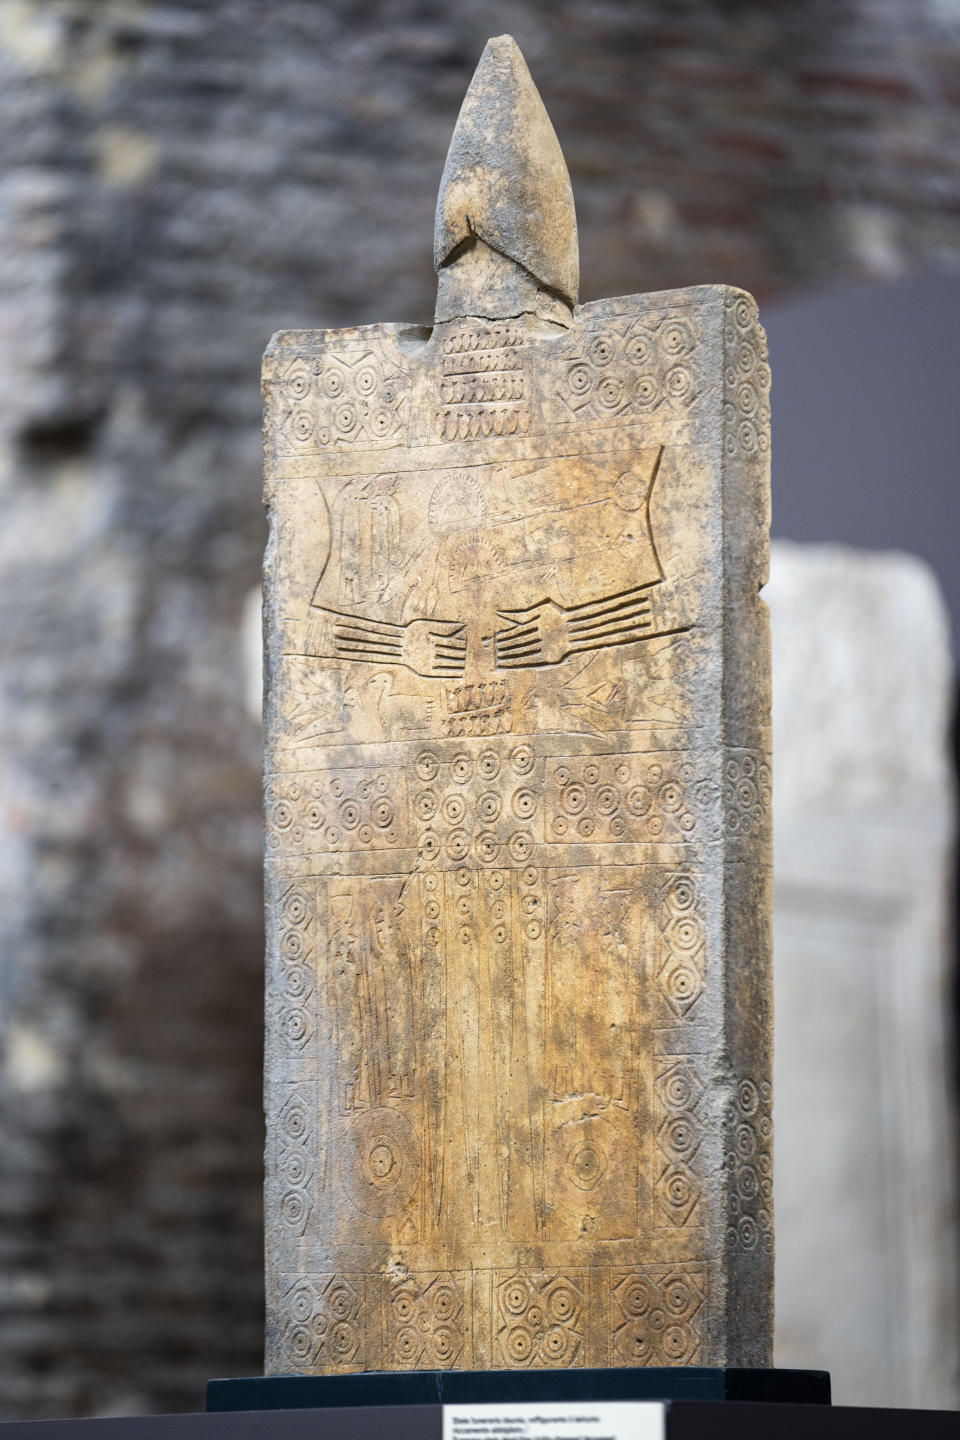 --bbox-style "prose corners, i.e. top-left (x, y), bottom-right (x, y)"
top-left (206, 1366), bottom-right (831, 1412)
